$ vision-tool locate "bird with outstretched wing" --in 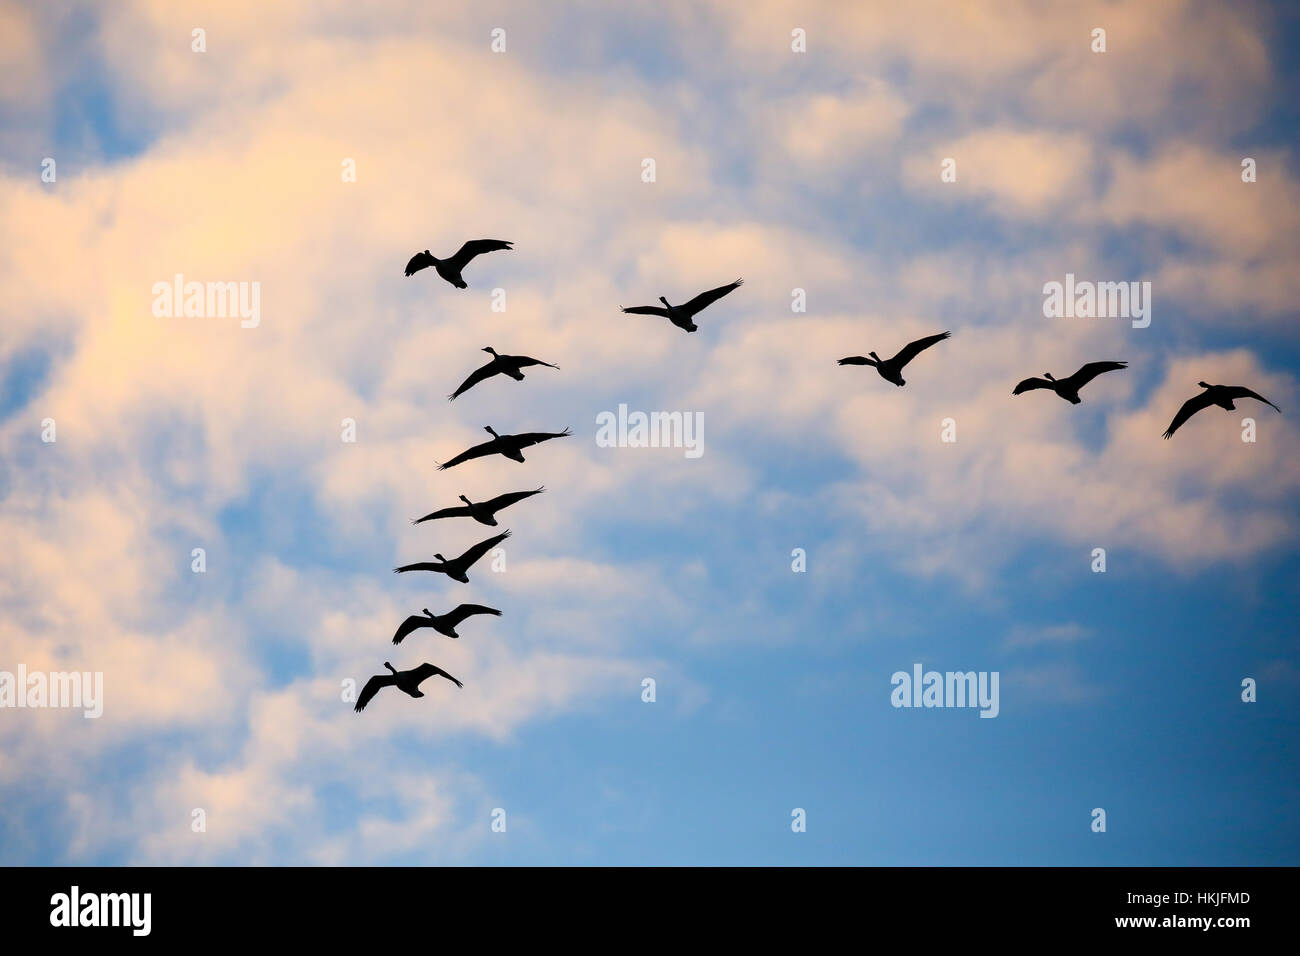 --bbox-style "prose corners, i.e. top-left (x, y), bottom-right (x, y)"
top-left (1163, 383), bottom-right (1280, 439)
